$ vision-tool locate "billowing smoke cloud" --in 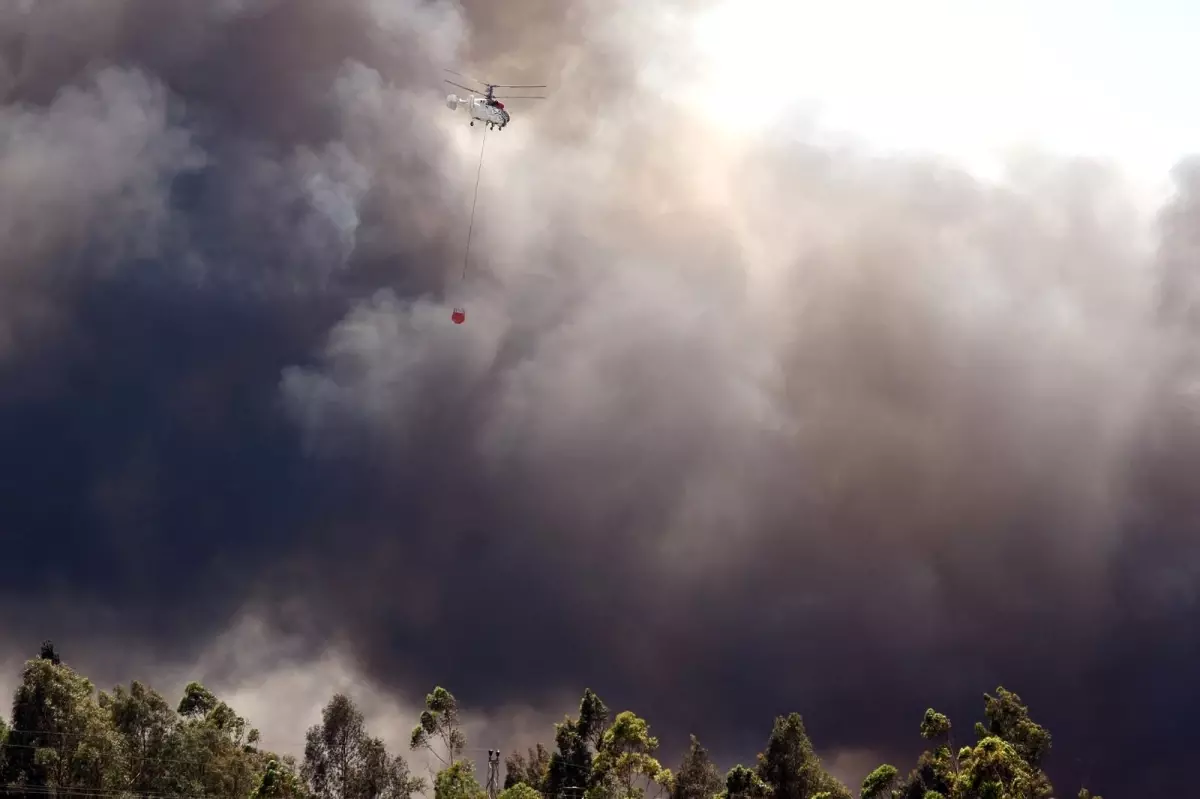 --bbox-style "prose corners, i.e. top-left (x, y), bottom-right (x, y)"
top-left (1, 1), bottom-right (1198, 796)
